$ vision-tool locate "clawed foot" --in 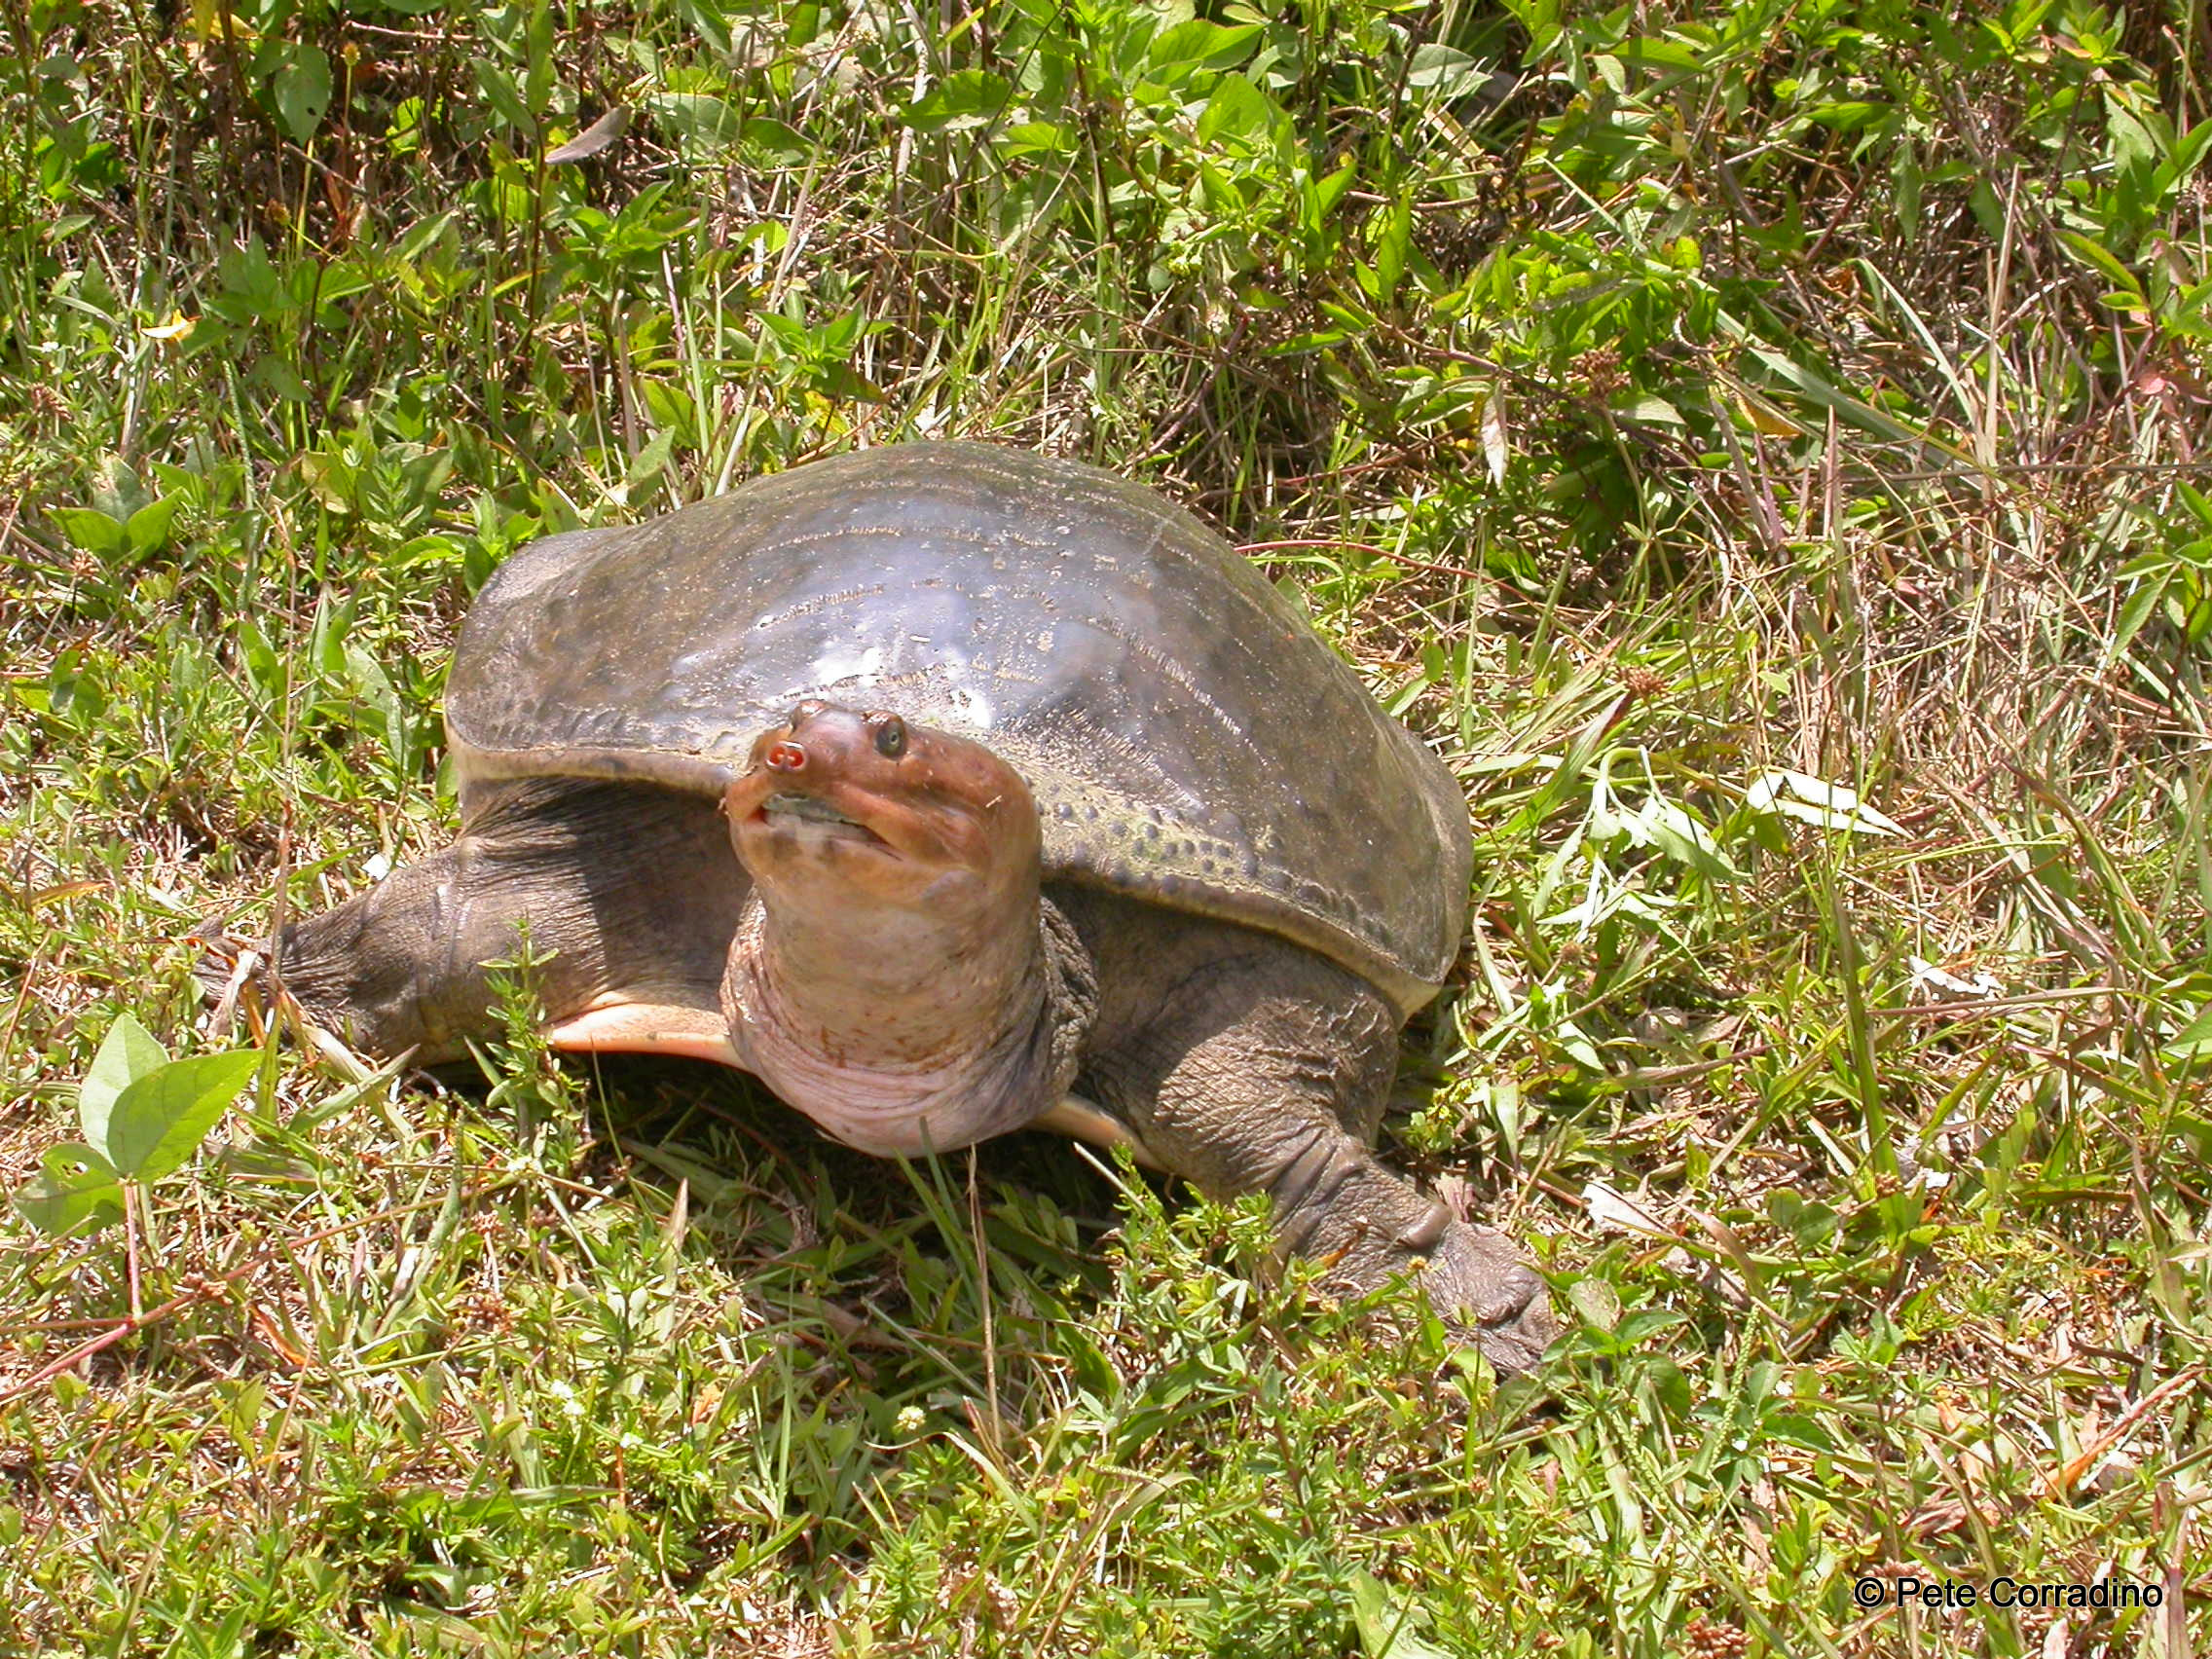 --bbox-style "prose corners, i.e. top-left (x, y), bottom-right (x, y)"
top-left (1411, 1219), bottom-right (1557, 1379)
top-left (190, 918), bottom-right (380, 1081)
top-left (1301, 1189), bottom-right (1556, 1377)
top-left (191, 918), bottom-right (271, 1033)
